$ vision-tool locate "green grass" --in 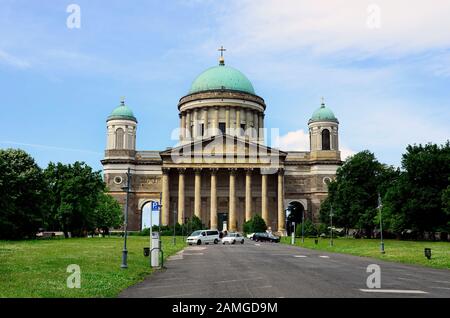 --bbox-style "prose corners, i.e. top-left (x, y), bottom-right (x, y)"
top-left (0, 236), bottom-right (186, 298)
top-left (280, 237), bottom-right (450, 270)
